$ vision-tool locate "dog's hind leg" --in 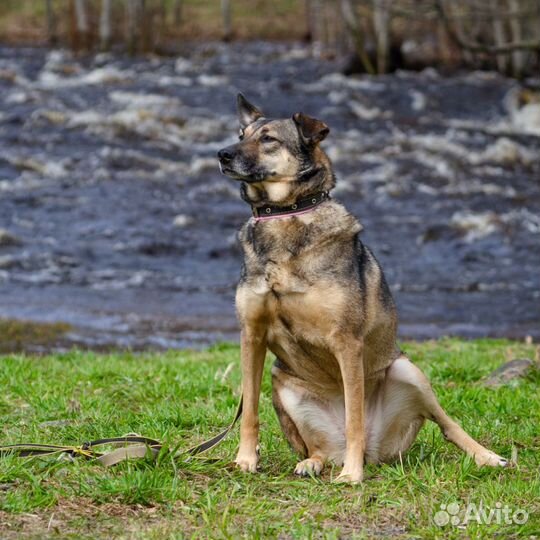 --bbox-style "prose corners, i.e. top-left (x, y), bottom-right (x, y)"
top-left (368, 355), bottom-right (507, 467)
top-left (272, 362), bottom-right (346, 477)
